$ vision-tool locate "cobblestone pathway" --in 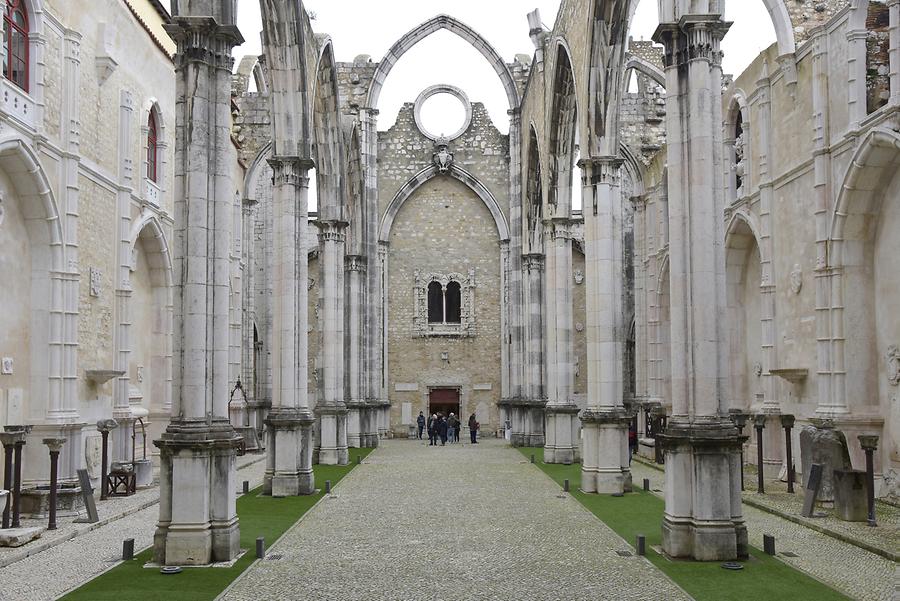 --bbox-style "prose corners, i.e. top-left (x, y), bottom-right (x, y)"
top-left (630, 461), bottom-right (898, 601)
top-left (222, 439), bottom-right (690, 601)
